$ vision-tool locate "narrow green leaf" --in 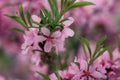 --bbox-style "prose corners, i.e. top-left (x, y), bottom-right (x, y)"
top-left (5, 14), bottom-right (27, 28)
top-left (37, 72), bottom-right (50, 80)
top-left (61, 0), bottom-right (64, 10)
top-left (93, 36), bottom-right (106, 57)
top-left (95, 46), bottom-right (111, 59)
top-left (48, 0), bottom-right (55, 16)
top-left (118, 36), bottom-right (120, 52)
top-left (55, 71), bottom-right (62, 80)
top-left (89, 57), bottom-right (95, 66)
top-left (89, 46), bottom-right (110, 65)
top-left (80, 41), bottom-right (88, 61)
top-left (53, 0), bottom-right (59, 18)
top-left (66, 1), bottom-right (94, 12)
top-left (27, 10), bottom-right (32, 26)
top-left (19, 5), bottom-right (27, 25)
top-left (59, 18), bottom-right (69, 23)
top-left (9, 27), bottom-right (24, 33)
top-left (32, 21), bottom-right (44, 27)
top-left (40, 10), bottom-right (46, 24)
top-left (81, 37), bottom-right (92, 58)
top-left (43, 9), bottom-right (52, 23)
top-left (108, 49), bottom-right (113, 58)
